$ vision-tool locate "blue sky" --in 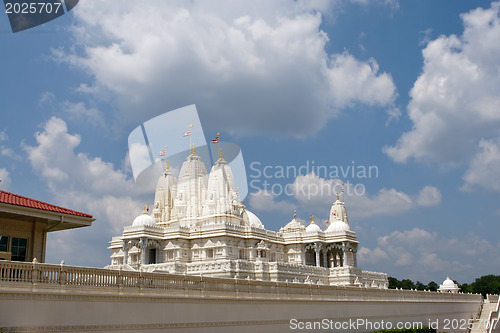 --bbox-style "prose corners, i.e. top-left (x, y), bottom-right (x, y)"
top-left (1, 0), bottom-right (499, 284)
